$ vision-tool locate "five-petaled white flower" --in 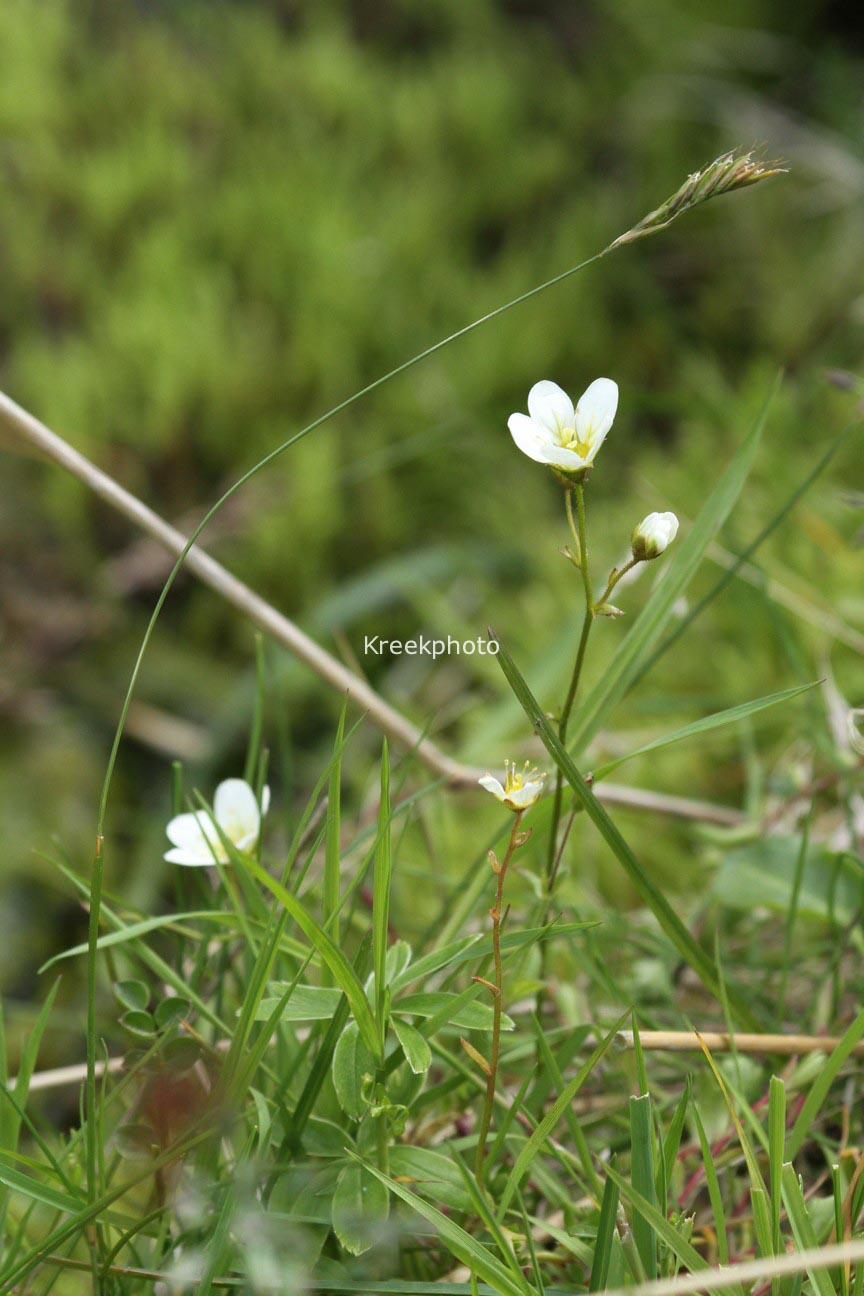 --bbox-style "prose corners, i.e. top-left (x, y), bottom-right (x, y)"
top-left (508, 378), bottom-right (618, 478)
top-left (479, 760), bottom-right (546, 813)
top-left (631, 511), bottom-right (679, 561)
top-left (164, 778), bottom-right (270, 866)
